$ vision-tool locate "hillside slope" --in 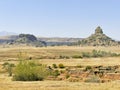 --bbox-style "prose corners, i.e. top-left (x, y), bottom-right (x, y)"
top-left (77, 26), bottom-right (119, 46)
